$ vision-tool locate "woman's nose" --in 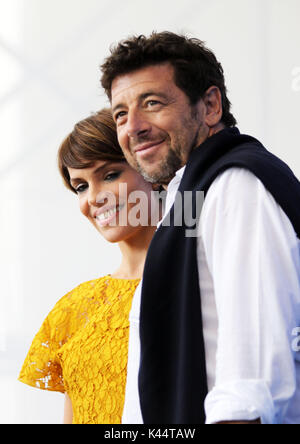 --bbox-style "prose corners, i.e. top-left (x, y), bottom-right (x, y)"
top-left (88, 185), bottom-right (116, 209)
top-left (87, 182), bottom-right (106, 207)
top-left (87, 184), bottom-right (99, 207)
